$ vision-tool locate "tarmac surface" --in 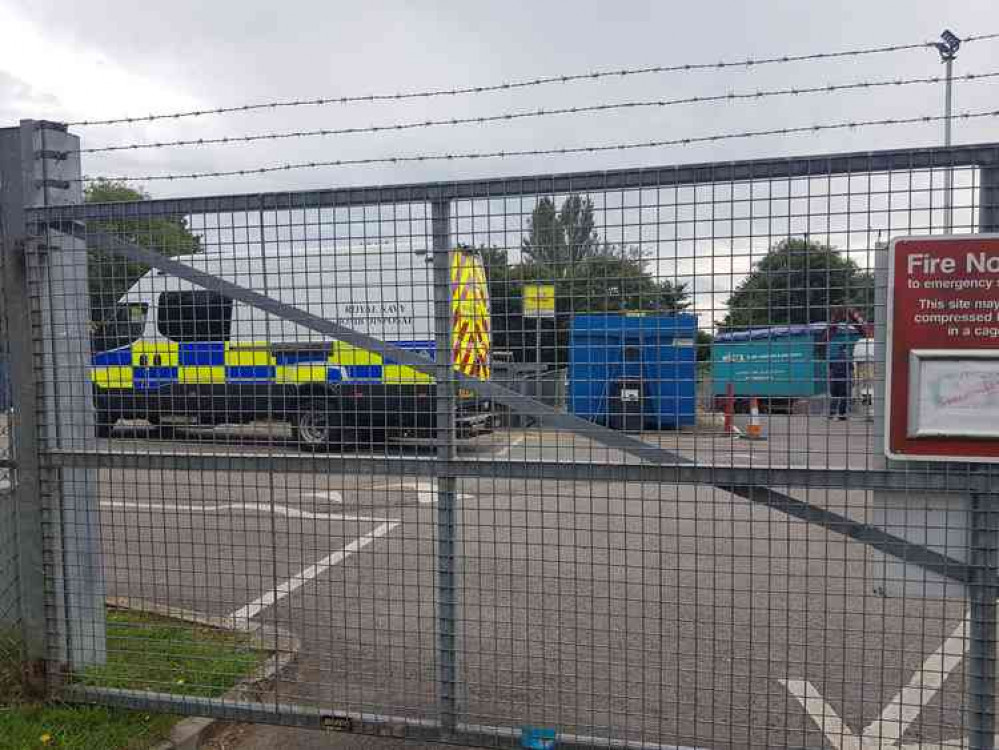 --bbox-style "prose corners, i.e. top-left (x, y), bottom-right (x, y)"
top-left (86, 413), bottom-right (972, 750)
